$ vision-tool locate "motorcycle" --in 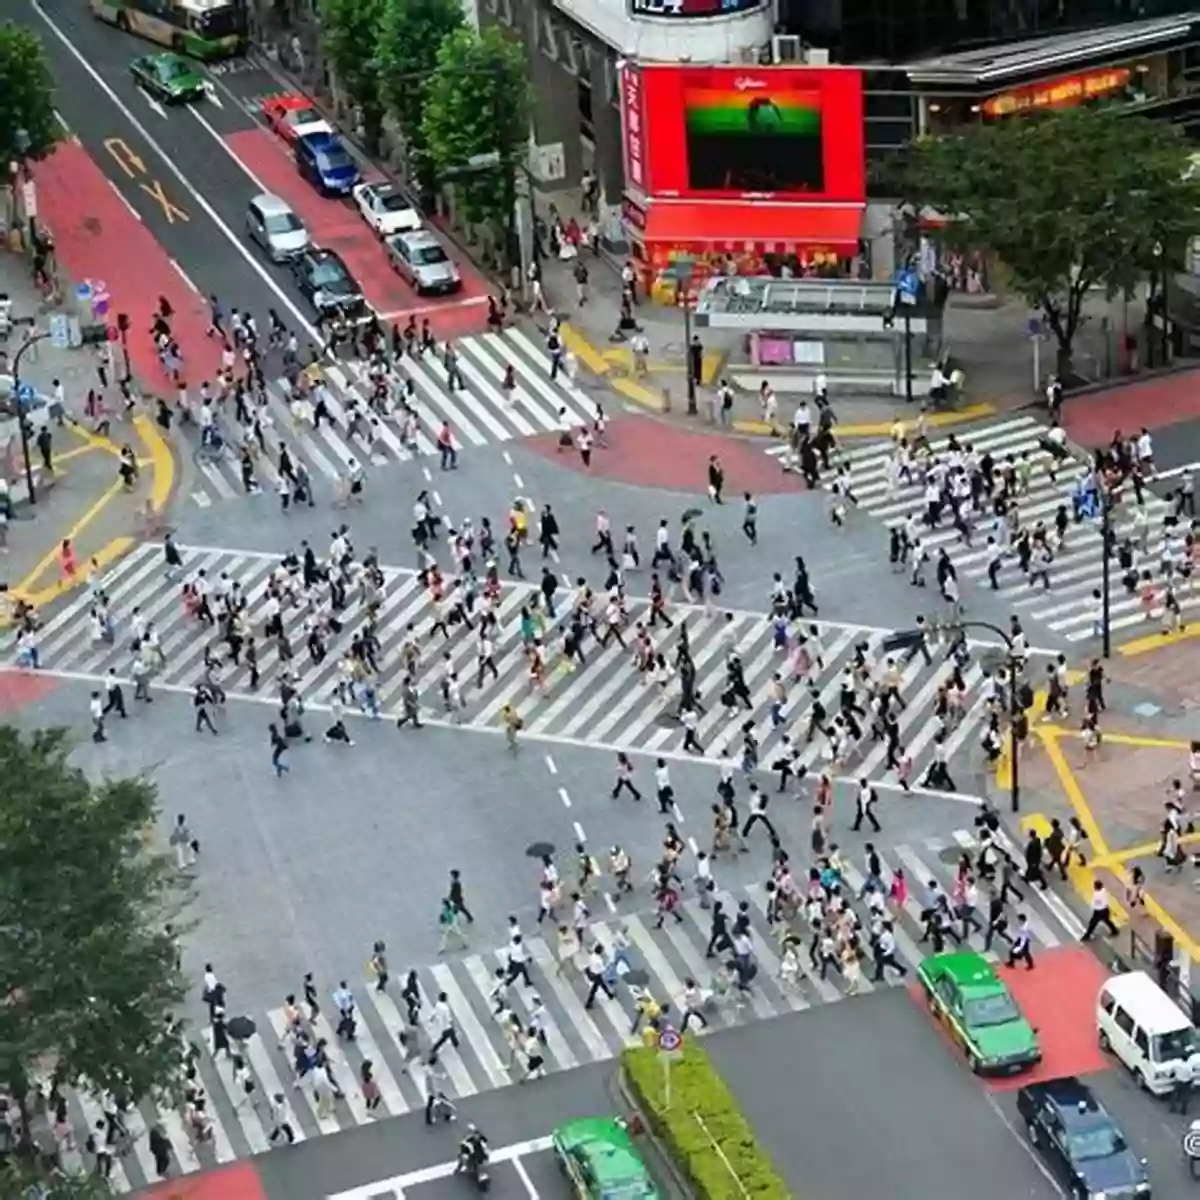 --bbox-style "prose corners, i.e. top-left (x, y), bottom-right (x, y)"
top-left (455, 1141), bottom-right (491, 1192)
